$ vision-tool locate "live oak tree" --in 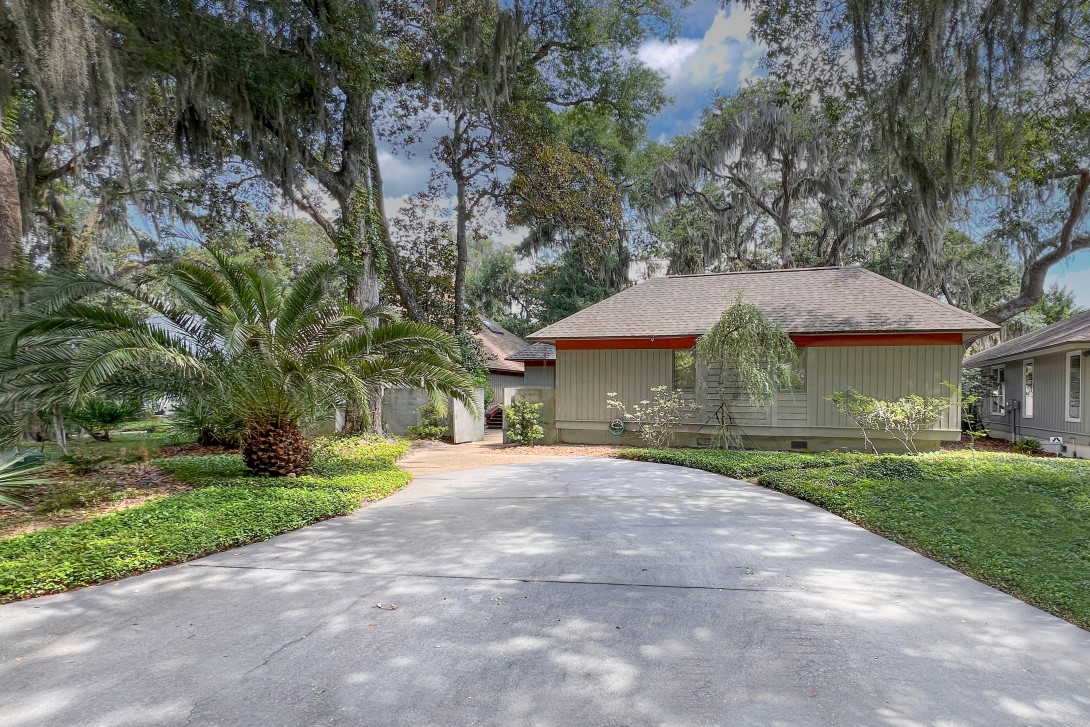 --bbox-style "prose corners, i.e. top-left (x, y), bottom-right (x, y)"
top-left (647, 82), bottom-right (897, 271)
top-left (736, 0), bottom-right (1090, 323)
